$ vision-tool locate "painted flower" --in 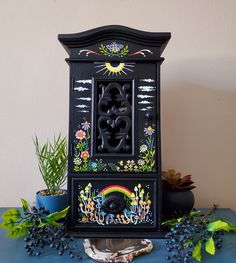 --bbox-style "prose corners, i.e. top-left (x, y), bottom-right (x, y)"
top-left (134, 165), bottom-right (139, 171)
top-left (75, 129), bottom-right (86, 140)
top-left (124, 165), bottom-right (128, 170)
top-left (119, 160), bottom-right (124, 166)
top-left (82, 121), bottom-right (90, 131)
top-left (138, 159), bottom-right (145, 166)
top-left (140, 144), bottom-right (148, 153)
top-left (74, 157), bottom-right (82, 165)
top-left (81, 150), bottom-right (90, 159)
top-left (91, 162), bottom-right (97, 169)
top-left (144, 126), bottom-right (155, 136)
